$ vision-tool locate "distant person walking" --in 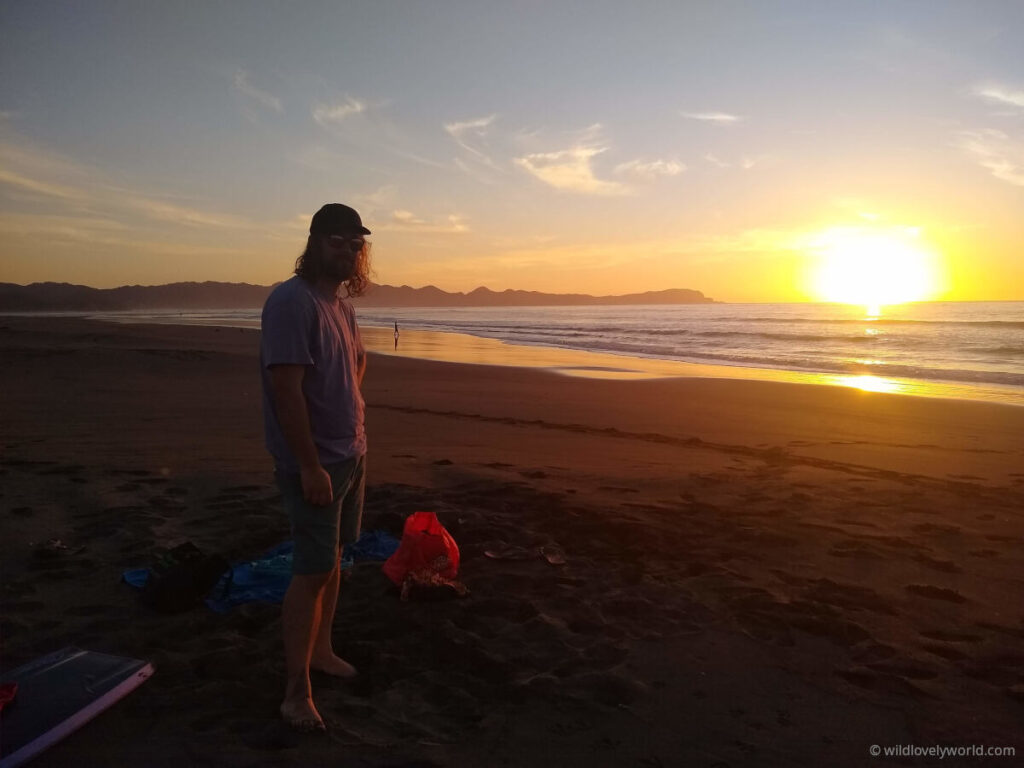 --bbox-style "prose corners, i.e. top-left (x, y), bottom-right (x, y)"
top-left (394, 321), bottom-right (399, 349)
top-left (259, 203), bottom-right (372, 732)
